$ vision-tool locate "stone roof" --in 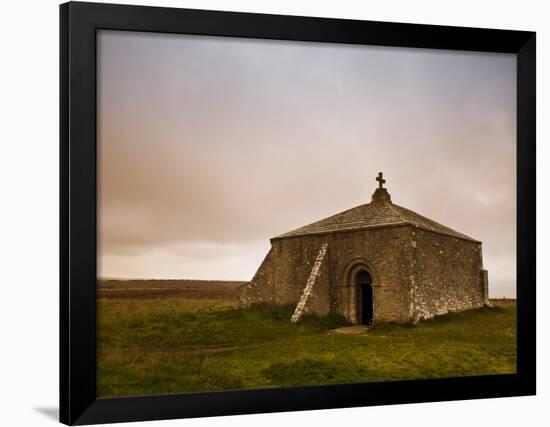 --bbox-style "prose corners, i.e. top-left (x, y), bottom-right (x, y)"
top-left (273, 186), bottom-right (479, 243)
